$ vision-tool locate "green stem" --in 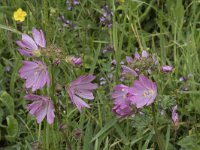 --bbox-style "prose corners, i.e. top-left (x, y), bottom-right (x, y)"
top-left (37, 123), bottom-right (41, 141)
top-left (43, 0), bottom-right (48, 29)
top-left (111, 0), bottom-right (120, 84)
top-left (50, 65), bottom-right (72, 150)
top-left (46, 123), bottom-right (49, 149)
top-left (152, 104), bottom-right (165, 150)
